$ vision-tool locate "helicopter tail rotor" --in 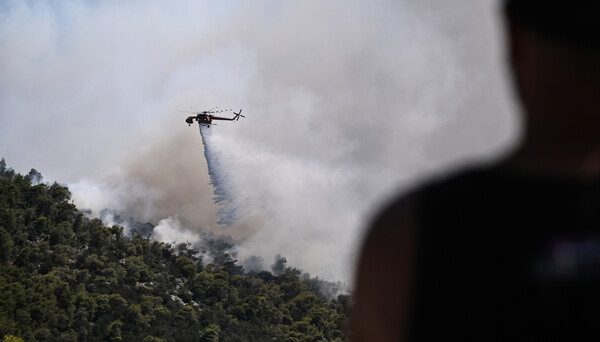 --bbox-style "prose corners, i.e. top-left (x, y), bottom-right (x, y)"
top-left (233, 109), bottom-right (244, 121)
